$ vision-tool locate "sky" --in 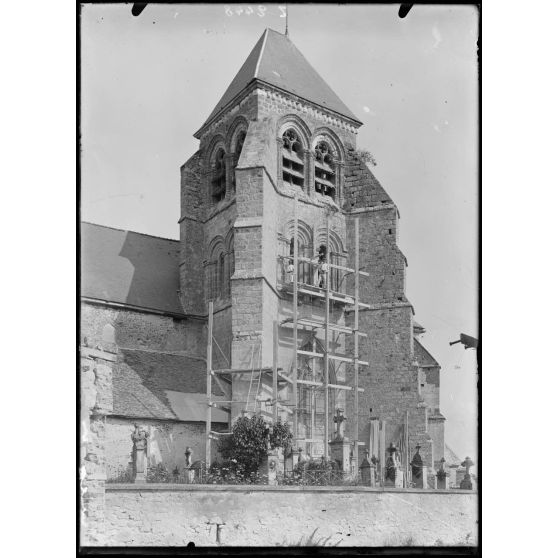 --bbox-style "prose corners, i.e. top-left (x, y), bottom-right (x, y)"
top-left (81, 3), bottom-right (479, 463)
